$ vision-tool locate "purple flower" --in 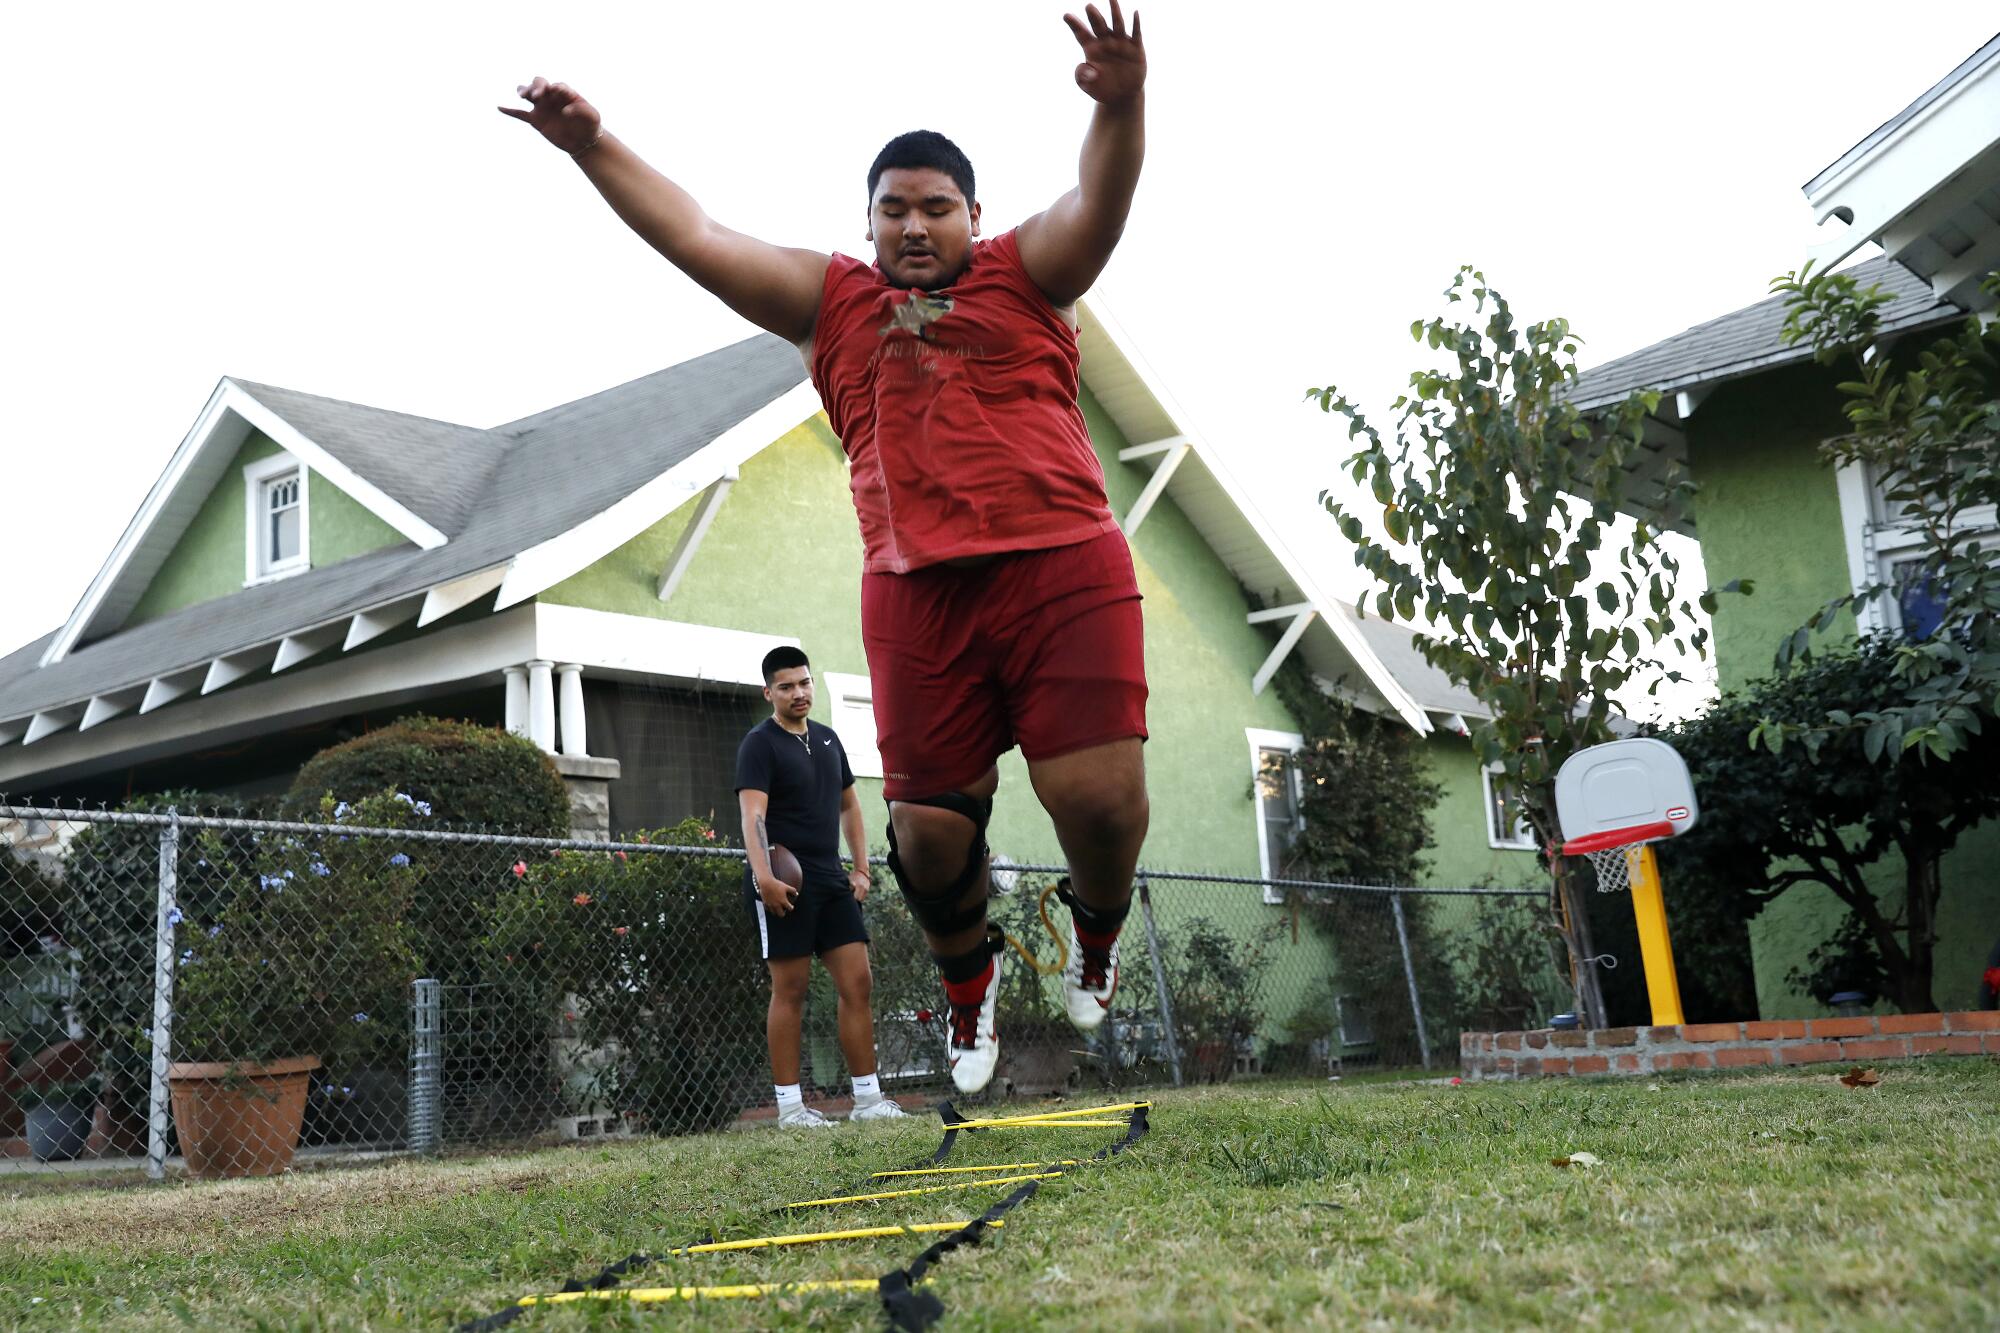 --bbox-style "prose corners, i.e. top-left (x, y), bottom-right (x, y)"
top-left (413, 801), bottom-right (433, 817)
top-left (334, 801), bottom-right (352, 821)
top-left (389, 853), bottom-right (411, 868)
top-left (207, 924), bottom-right (222, 938)
top-left (166, 907), bottom-right (184, 928)
top-left (352, 1012), bottom-right (369, 1024)
top-left (310, 861), bottom-right (331, 877)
